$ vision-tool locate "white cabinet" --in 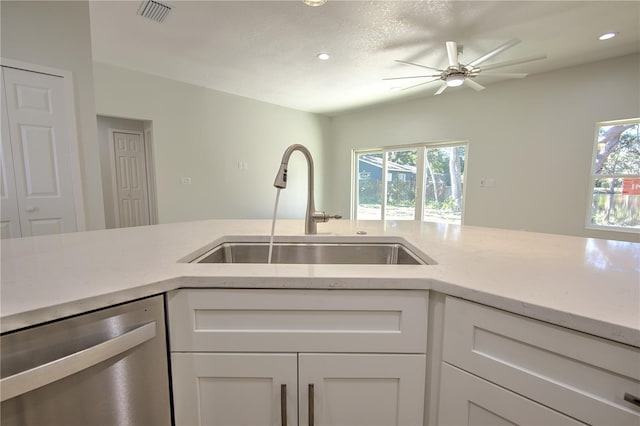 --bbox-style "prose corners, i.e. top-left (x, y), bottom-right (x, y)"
top-left (172, 352), bottom-right (425, 426)
top-left (439, 296), bottom-right (640, 426)
top-left (439, 363), bottom-right (585, 425)
top-left (168, 289), bottom-right (428, 426)
top-left (171, 353), bottom-right (298, 426)
top-left (168, 289), bottom-right (428, 353)
top-left (298, 353), bottom-right (425, 426)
